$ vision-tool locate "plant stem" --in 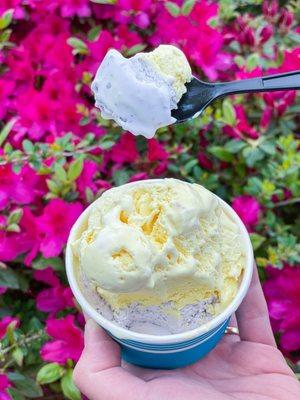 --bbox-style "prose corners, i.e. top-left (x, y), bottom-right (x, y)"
top-left (273, 197), bottom-right (300, 207)
top-left (0, 330), bottom-right (45, 357)
top-left (0, 144), bottom-right (100, 166)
